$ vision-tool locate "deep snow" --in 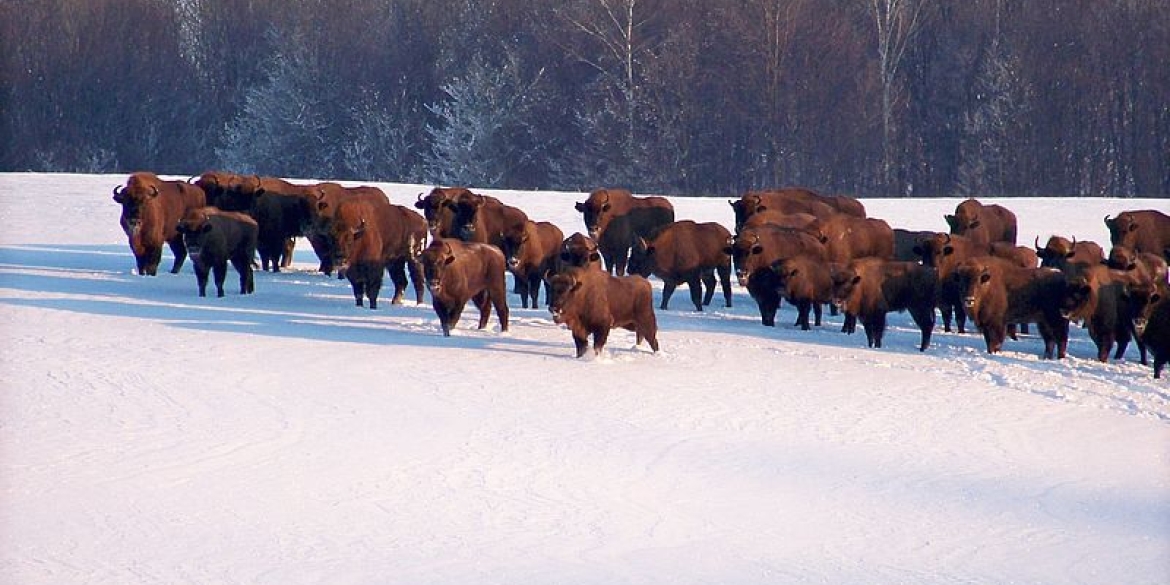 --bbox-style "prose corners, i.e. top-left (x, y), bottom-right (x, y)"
top-left (0, 173), bottom-right (1167, 584)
